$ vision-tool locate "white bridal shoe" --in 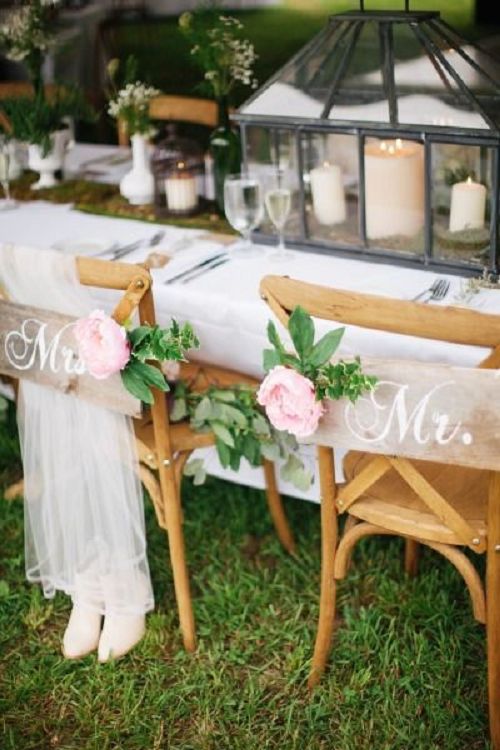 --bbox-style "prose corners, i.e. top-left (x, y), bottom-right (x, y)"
top-left (62, 604), bottom-right (102, 659)
top-left (97, 614), bottom-right (146, 662)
